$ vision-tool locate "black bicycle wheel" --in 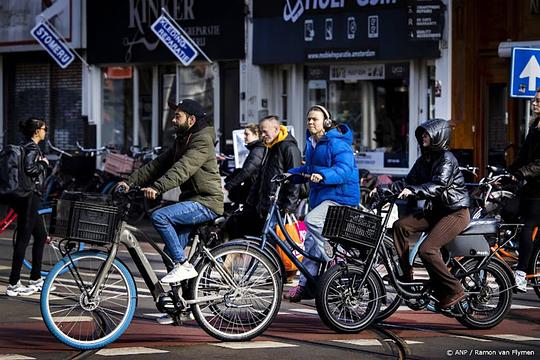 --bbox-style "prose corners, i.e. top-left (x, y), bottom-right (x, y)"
top-left (455, 259), bottom-right (512, 329)
top-left (315, 264), bottom-right (381, 333)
